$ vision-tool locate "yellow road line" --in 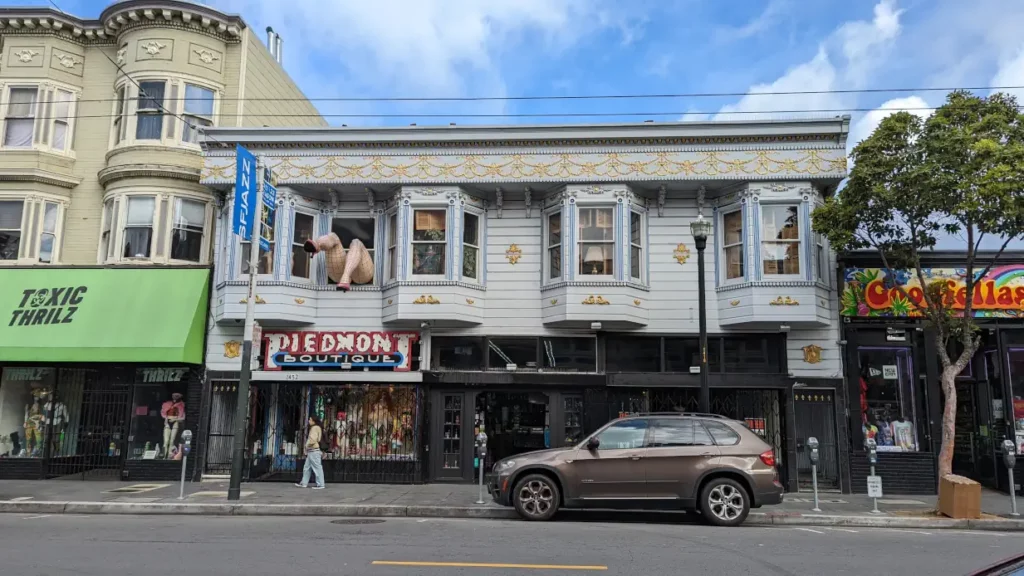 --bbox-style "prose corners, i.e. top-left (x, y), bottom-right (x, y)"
top-left (372, 560), bottom-right (608, 570)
